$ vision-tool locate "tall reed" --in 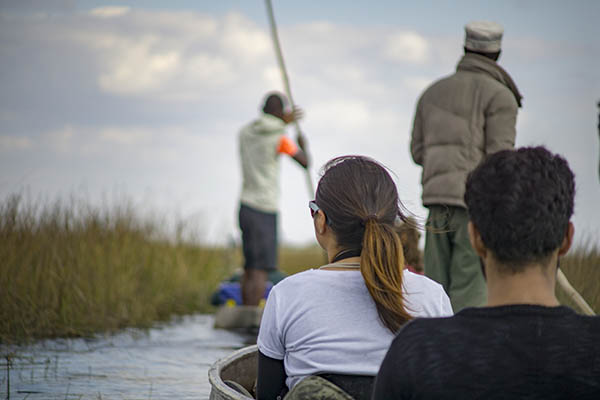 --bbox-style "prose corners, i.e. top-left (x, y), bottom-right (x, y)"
top-left (0, 194), bottom-right (234, 343)
top-left (279, 245), bottom-right (327, 275)
top-left (1, 191), bottom-right (596, 344)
